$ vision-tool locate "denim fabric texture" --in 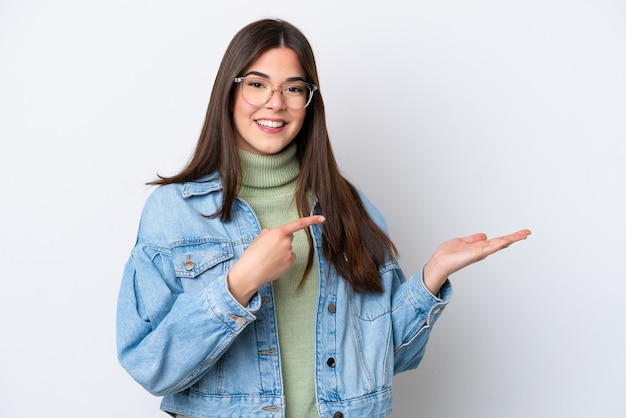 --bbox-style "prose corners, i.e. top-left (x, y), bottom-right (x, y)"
top-left (116, 174), bottom-right (452, 418)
